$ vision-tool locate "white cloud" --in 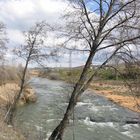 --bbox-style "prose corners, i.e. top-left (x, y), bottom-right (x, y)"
top-left (4, 0), bottom-right (34, 18)
top-left (7, 29), bottom-right (24, 44)
top-left (38, 0), bottom-right (68, 14)
top-left (0, 0), bottom-right (68, 28)
top-left (0, 0), bottom-right (77, 67)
